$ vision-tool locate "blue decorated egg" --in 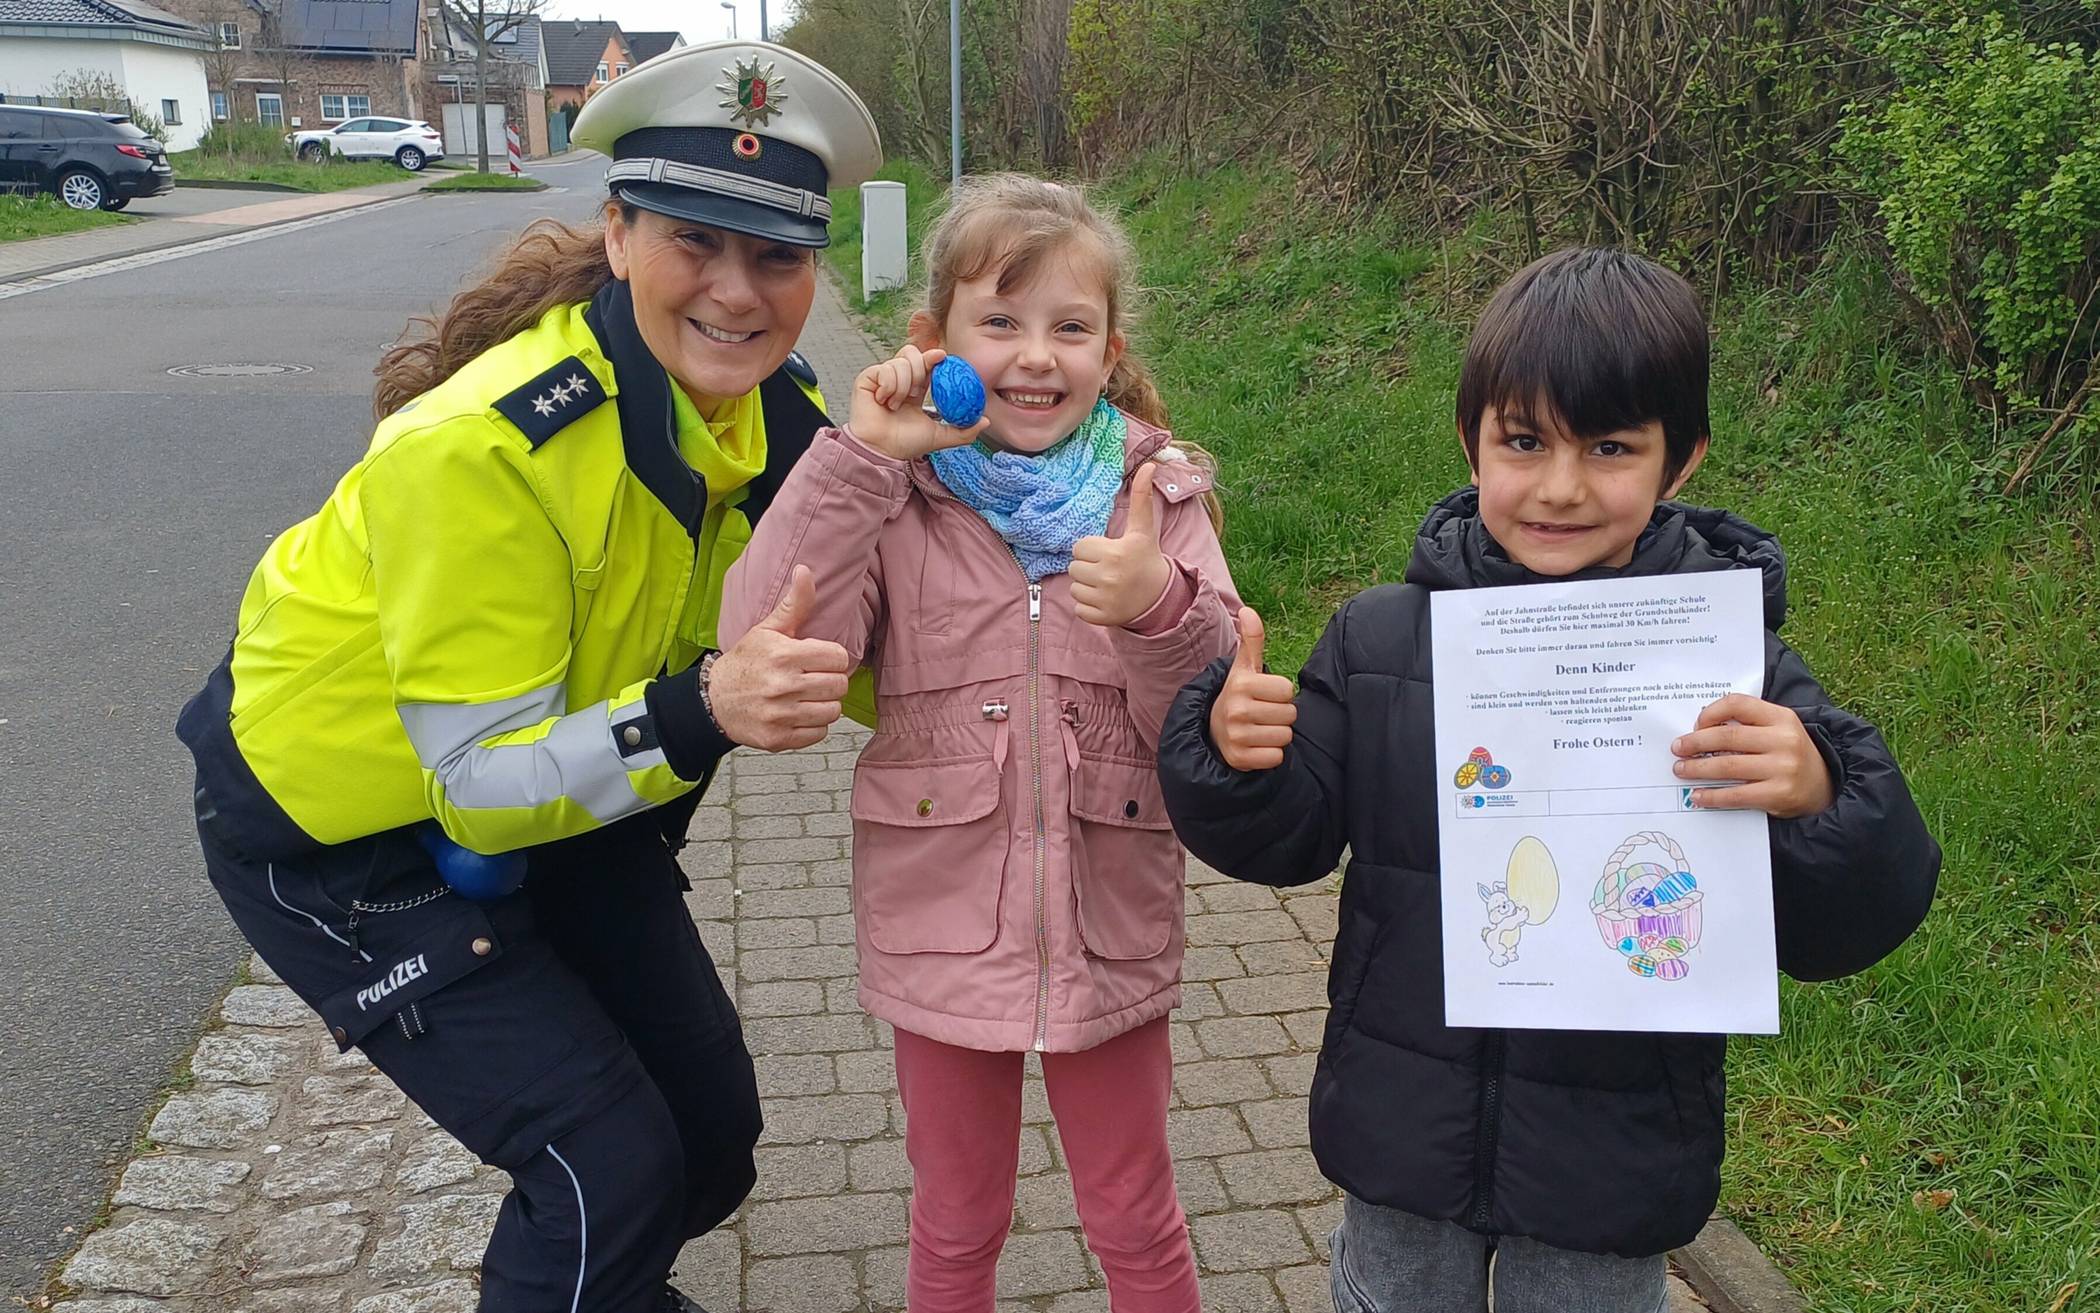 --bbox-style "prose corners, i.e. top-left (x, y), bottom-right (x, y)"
top-left (928, 356), bottom-right (987, 427)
